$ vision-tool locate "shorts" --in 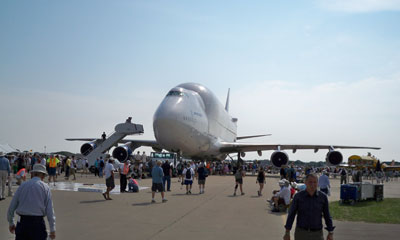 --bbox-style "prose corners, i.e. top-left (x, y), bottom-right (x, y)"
top-left (106, 177), bottom-right (115, 188)
top-left (152, 183), bottom-right (164, 192)
top-left (48, 168), bottom-right (56, 176)
top-left (184, 180), bottom-right (193, 185)
top-left (198, 179), bottom-right (206, 185)
top-left (178, 170), bottom-right (183, 175)
top-left (235, 178), bottom-right (243, 184)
